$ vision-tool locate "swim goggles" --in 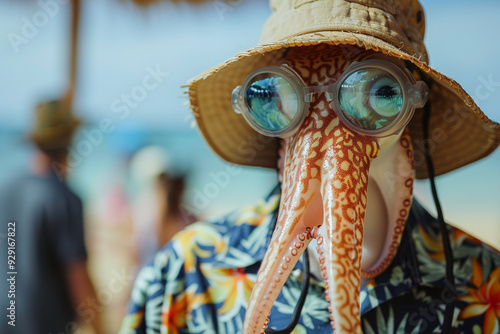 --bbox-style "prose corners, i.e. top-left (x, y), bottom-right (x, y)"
top-left (231, 60), bottom-right (429, 138)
